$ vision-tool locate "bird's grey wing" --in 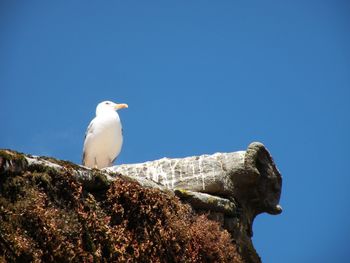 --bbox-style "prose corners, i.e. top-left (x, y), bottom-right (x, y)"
top-left (82, 121), bottom-right (95, 165)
